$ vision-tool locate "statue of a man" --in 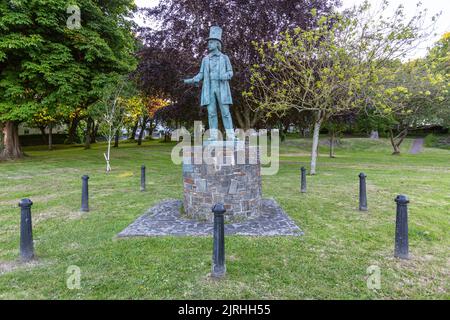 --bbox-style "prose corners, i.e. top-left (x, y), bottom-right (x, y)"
top-left (183, 26), bottom-right (235, 140)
